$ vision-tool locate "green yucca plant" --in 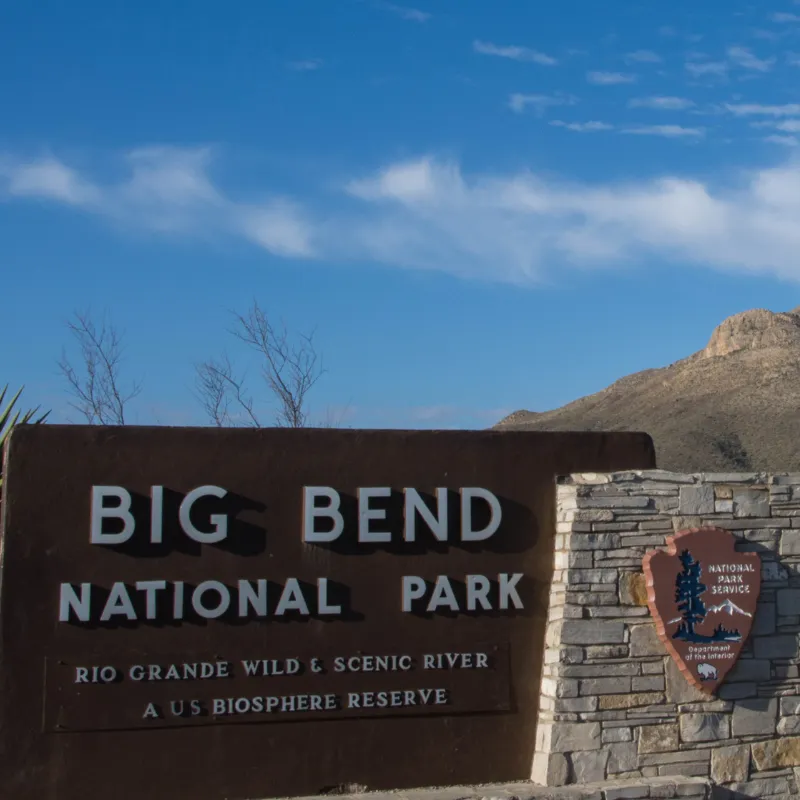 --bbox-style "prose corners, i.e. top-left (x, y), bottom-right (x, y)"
top-left (0, 385), bottom-right (50, 492)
